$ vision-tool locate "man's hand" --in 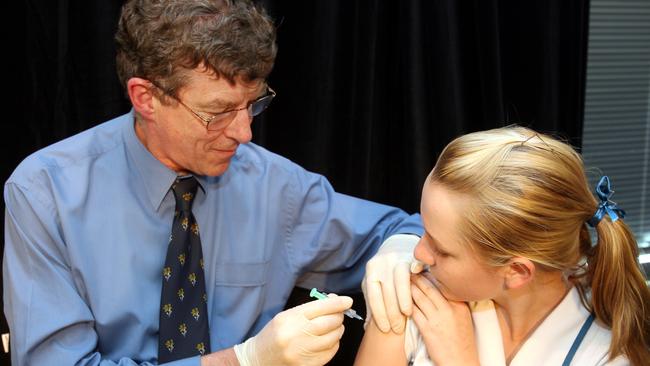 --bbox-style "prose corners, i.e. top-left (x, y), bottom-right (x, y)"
top-left (233, 295), bottom-right (352, 366)
top-left (362, 234), bottom-right (423, 333)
